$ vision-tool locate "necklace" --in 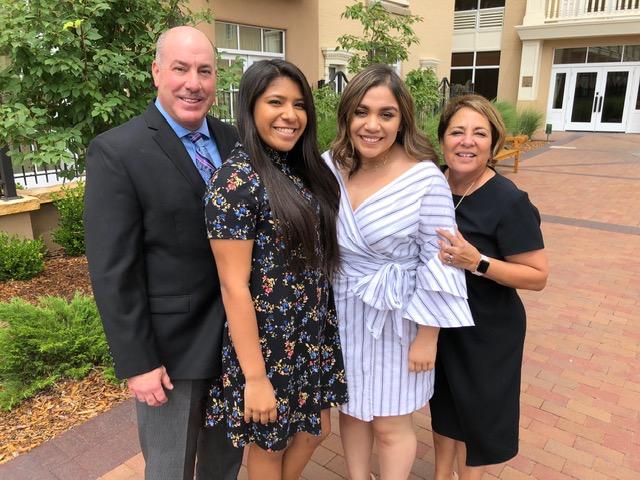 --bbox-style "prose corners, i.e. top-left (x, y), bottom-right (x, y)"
top-left (448, 168), bottom-right (486, 210)
top-left (360, 148), bottom-right (392, 172)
